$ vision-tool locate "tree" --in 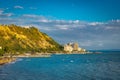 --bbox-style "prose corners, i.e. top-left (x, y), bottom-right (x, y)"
top-left (3, 46), bottom-right (13, 57)
top-left (0, 49), bottom-right (4, 56)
